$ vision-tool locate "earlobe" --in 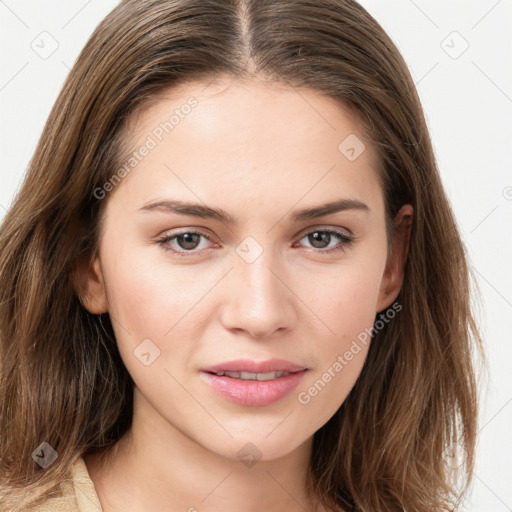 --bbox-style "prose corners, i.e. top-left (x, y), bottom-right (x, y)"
top-left (72, 254), bottom-right (108, 314)
top-left (376, 205), bottom-right (413, 312)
